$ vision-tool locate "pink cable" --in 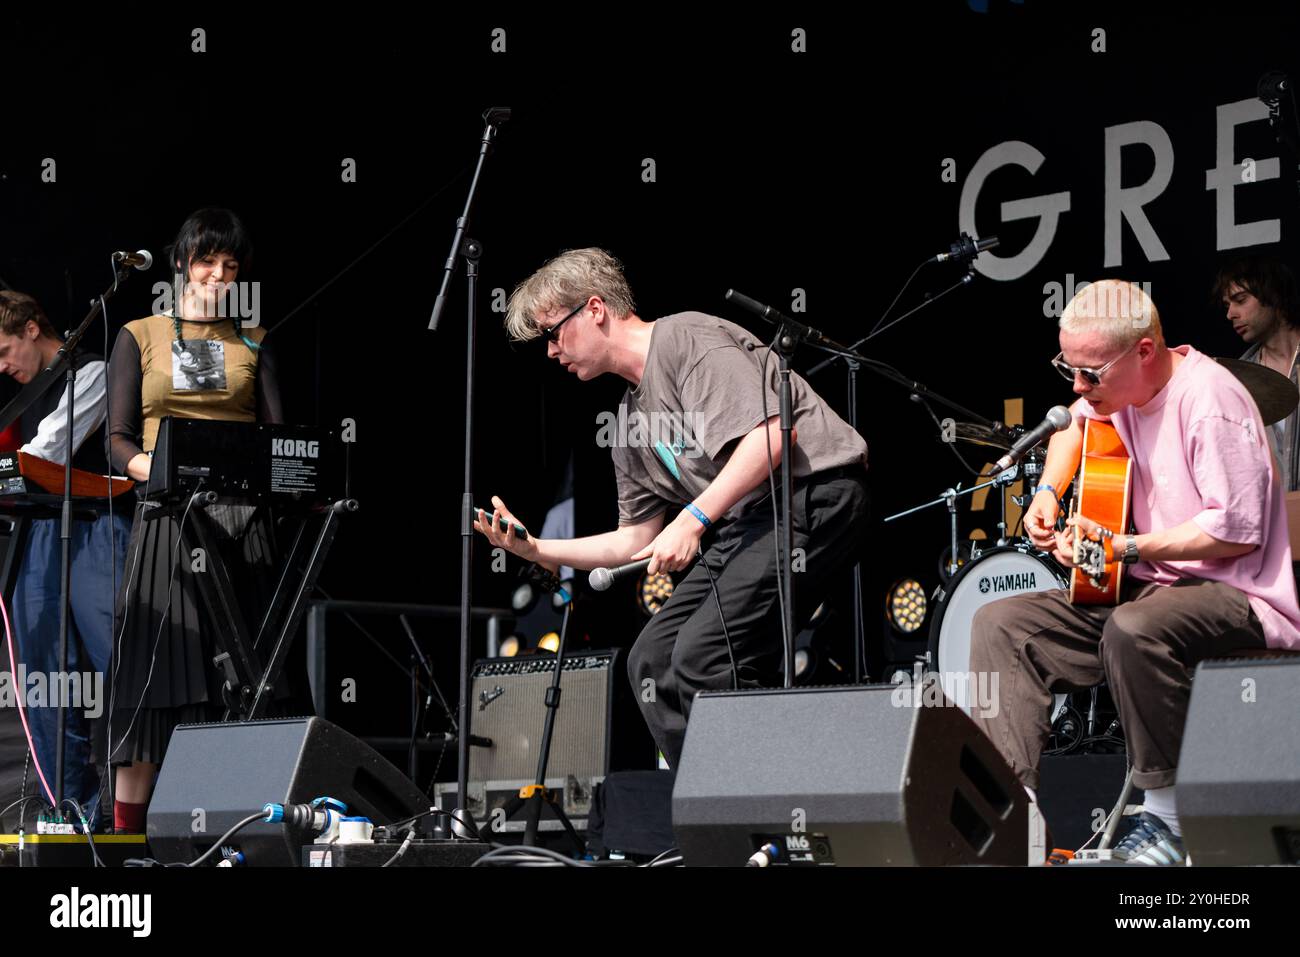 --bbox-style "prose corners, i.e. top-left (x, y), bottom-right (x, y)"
top-left (0, 589), bottom-right (55, 806)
